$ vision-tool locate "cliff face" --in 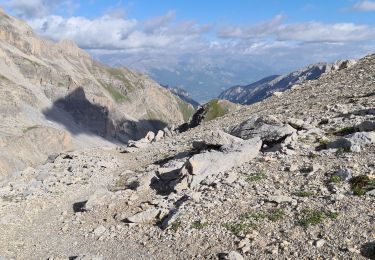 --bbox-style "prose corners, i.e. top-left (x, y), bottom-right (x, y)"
top-left (0, 10), bottom-right (193, 176)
